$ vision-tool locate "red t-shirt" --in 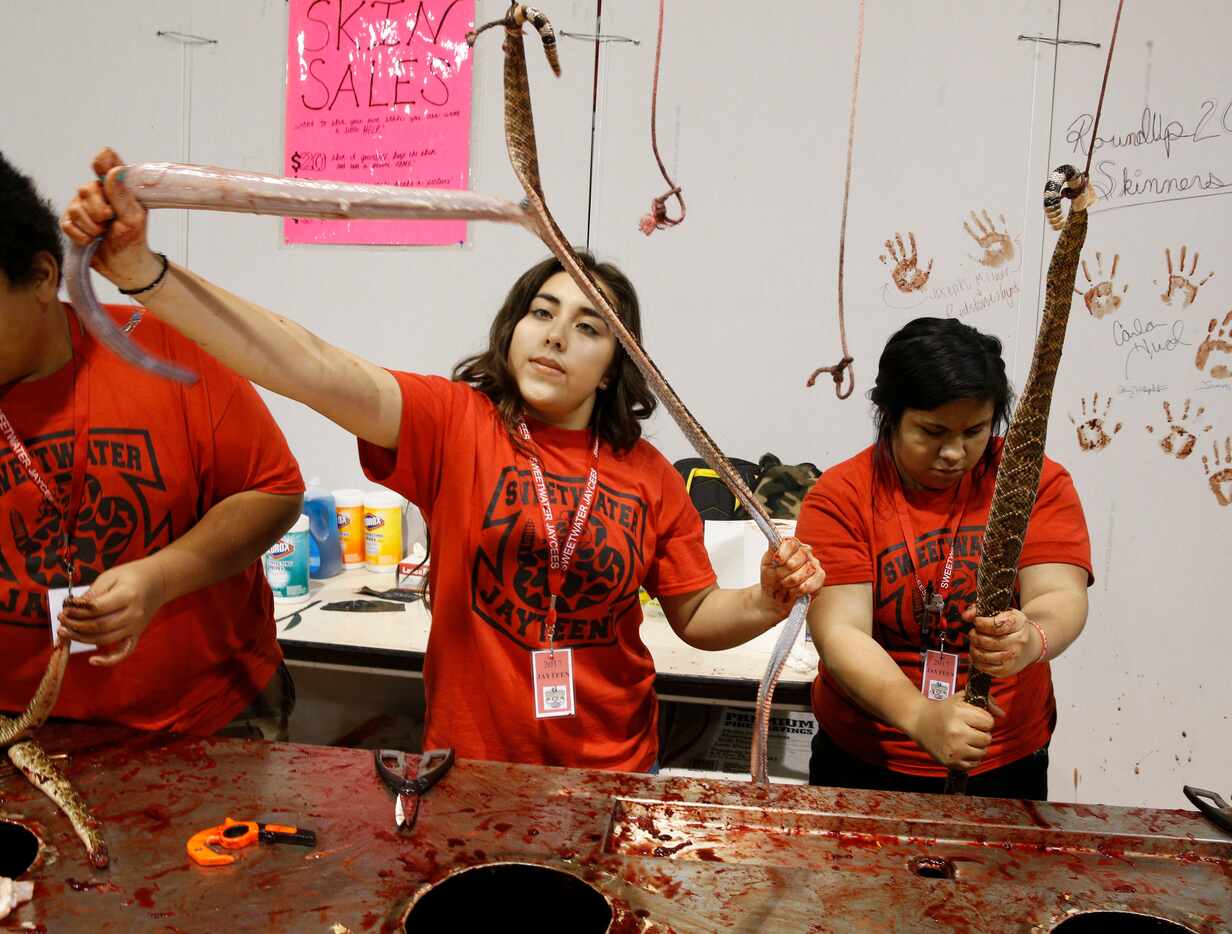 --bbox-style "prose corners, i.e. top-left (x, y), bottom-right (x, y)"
top-left (0, 307), bottom-right (303, 734)
top-left (359, 373), bottom-right (716, 771)
top-left (795, 441), bottom-right (1092, 776)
